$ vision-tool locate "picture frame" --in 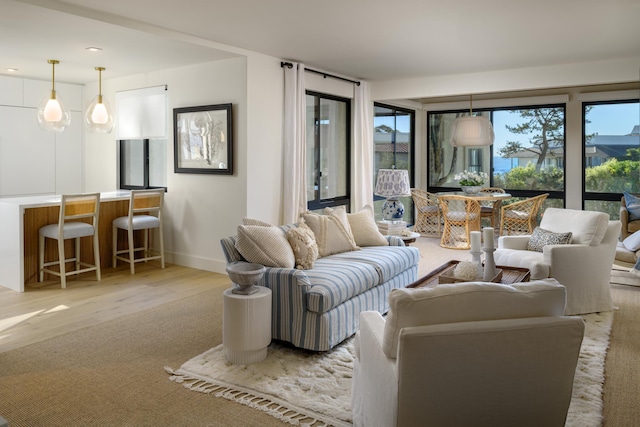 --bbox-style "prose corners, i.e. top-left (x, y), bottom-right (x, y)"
top-left (173, 103), bottom-right (233, 174)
